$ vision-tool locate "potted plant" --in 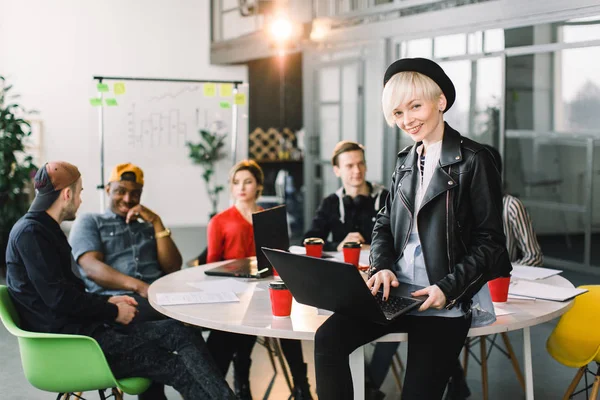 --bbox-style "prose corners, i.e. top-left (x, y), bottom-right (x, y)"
top-left (186, 128), bottom-right (227, 219)
top-left (0, 76), bottom-right (38, 276)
